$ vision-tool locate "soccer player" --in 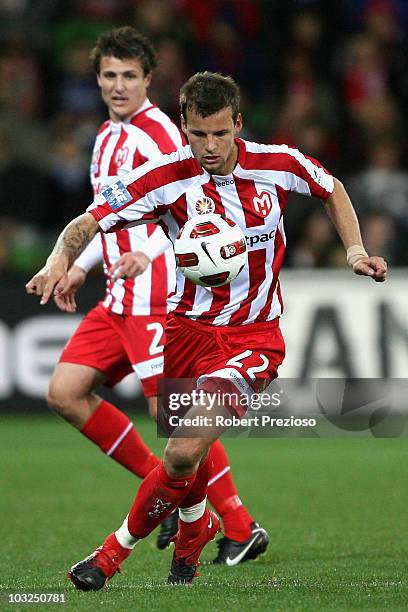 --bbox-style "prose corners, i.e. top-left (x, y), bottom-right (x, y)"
top-left (26, 71), bottom-right (387, 586)
top-left (46, 28), bottom-right (265, 561)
